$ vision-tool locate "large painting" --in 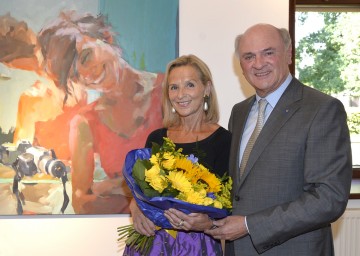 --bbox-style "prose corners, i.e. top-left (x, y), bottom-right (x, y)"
top-left (0, 0), bottom-right (179, 215)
